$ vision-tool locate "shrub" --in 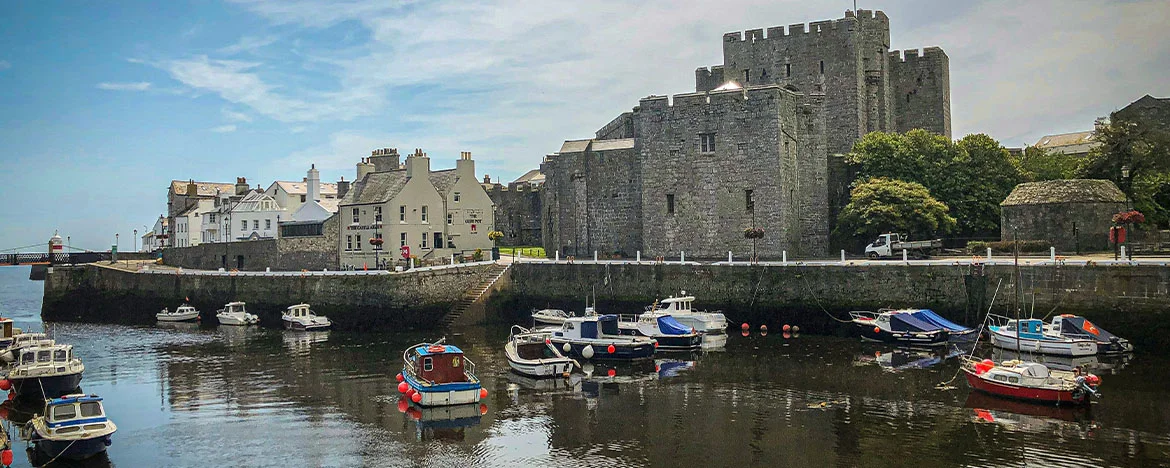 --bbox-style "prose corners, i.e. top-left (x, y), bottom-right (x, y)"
top-left (967, 240), bottom-right (1052, 254)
